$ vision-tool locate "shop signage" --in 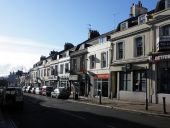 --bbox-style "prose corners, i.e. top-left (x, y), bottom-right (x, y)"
top-left (157, 36), bottom-right (170, 51)
top-left (94, 74), bottom-right (109, 80)
top-left (155, 54), bottom-right (170, 61)
top-left (69, 75), bottom-right (78, 81)
top-left (48, 75), bottom-right (58, 80)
